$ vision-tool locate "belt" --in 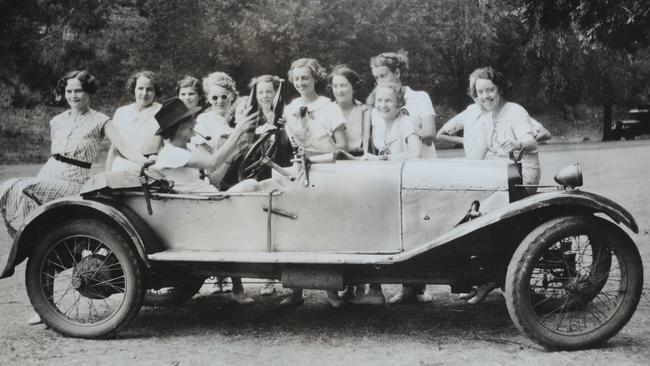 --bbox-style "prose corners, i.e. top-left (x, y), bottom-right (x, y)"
top-left (52, 154), bottom-right (92, 169)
